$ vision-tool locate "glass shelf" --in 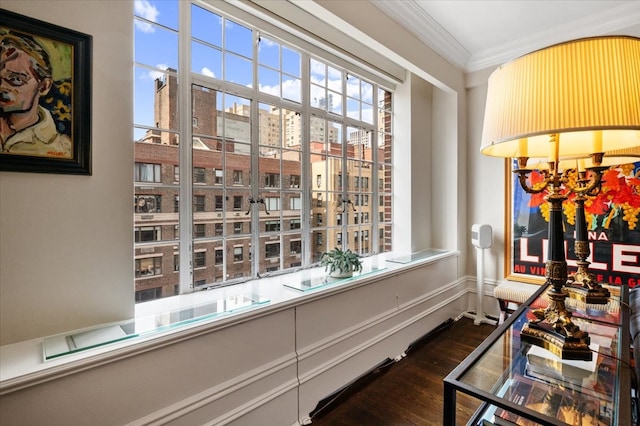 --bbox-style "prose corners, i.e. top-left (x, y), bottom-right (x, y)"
top-left (385, 248), bottom-right (448, 264)
top-left (283, 264), bottom-right (386, 292)
top-left (43, 293), bottom-right (269, 360)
